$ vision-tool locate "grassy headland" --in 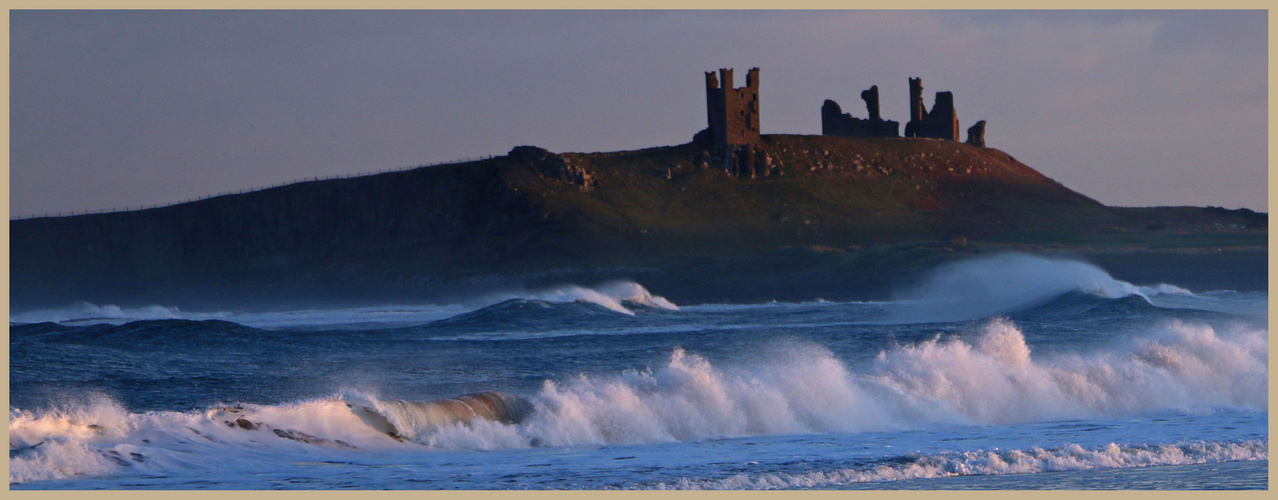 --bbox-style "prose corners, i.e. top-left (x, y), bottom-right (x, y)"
top-left (11, 135), bottom-right (1265, 310)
